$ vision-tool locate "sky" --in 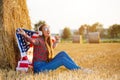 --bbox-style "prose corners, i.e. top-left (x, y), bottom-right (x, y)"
top-left (26, 0), bottom-right (120, 34)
